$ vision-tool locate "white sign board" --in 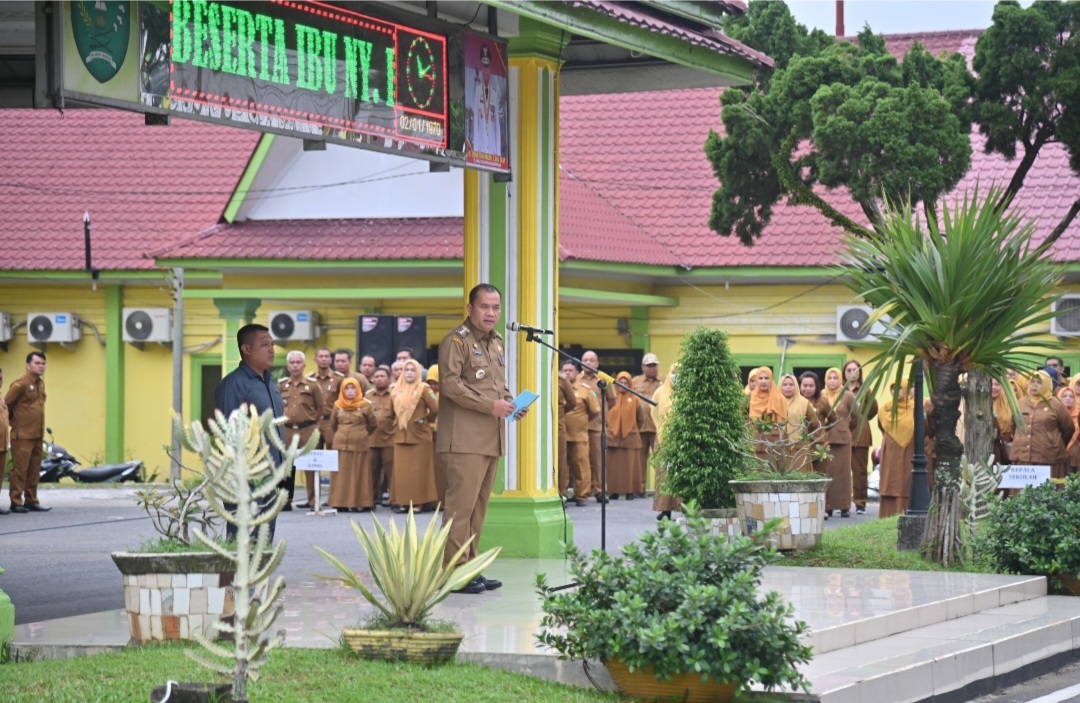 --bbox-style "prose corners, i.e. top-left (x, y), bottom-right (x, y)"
top-left (294, 450), bottom-right (339, 473)
top-left (998, 464), bottom-right (1051, 490)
